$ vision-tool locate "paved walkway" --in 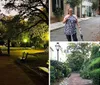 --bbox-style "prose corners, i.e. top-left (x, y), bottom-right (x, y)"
top-left (59, 73), bottom-right (93, 85)
top-left (0, 56), bottom-right (35, 85)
